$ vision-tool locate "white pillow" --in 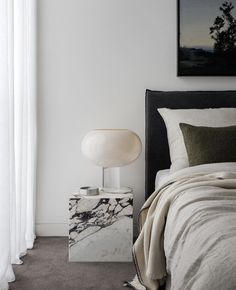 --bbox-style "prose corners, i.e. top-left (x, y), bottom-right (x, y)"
top-left (158, 108), bottom-right (236, 172)
top-left (155, 169), bottom-right (170, 189)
